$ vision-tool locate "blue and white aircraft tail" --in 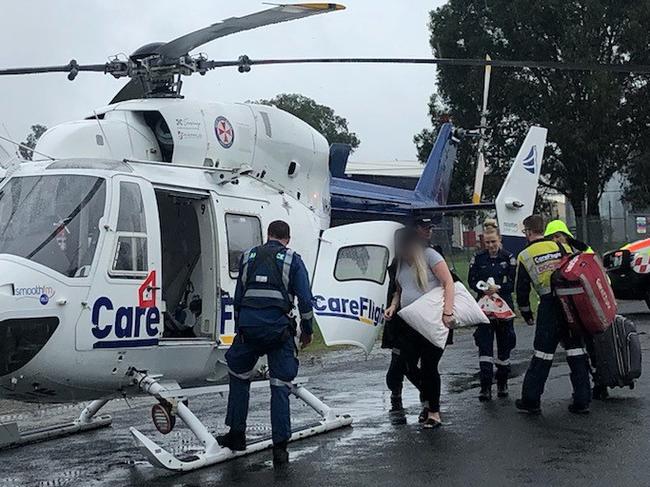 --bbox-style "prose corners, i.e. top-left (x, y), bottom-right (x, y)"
top-left (329, 123), bottom-right (488, 225)
top-left (329, 123), bottom-right (547, 232)
top-left (496, 126), bottom-right (548, 254)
